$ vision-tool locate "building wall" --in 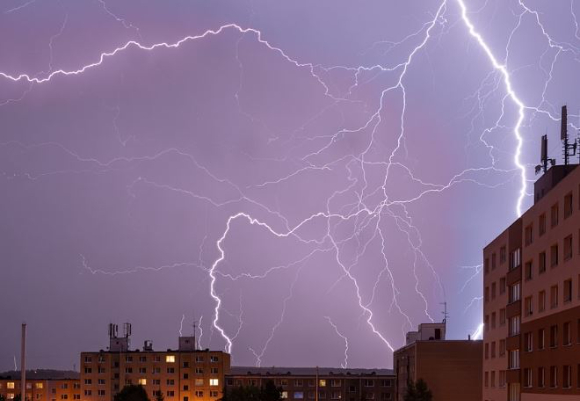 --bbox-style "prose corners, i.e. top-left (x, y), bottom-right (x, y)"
top-left (520, 166), bottom-right (580, 398)
top-left (394, 341), bottom-right (482, 401)
top-left (80, 350), bottom-right (230, 401)
top-left (0, 379), bottom-right (80, 401)
top-left (225, 371), bottom-right (395, 401)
